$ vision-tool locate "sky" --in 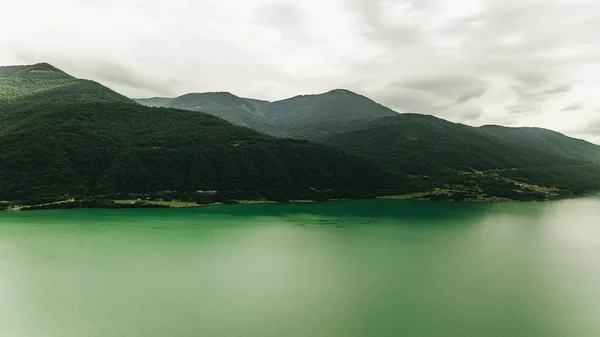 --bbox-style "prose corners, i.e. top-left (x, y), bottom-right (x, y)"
top-left (1, 0), bottom-right (599, 143)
